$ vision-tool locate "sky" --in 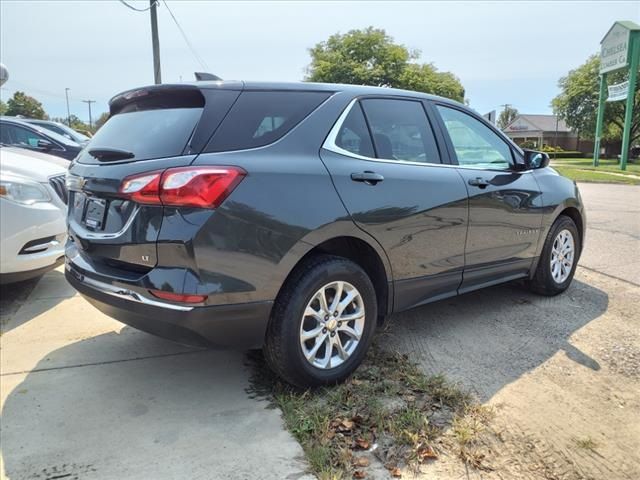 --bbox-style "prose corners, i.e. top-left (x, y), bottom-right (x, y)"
top-left (1, 0), bottom-right (638, 123)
